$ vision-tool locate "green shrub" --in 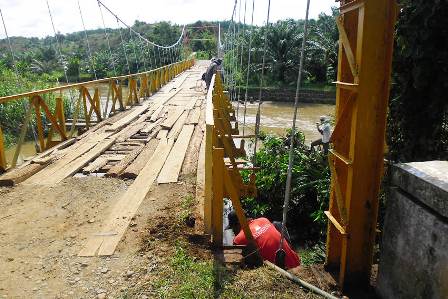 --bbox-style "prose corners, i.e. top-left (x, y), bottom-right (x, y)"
top-left (243, 130), bottom-right (331, 243)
